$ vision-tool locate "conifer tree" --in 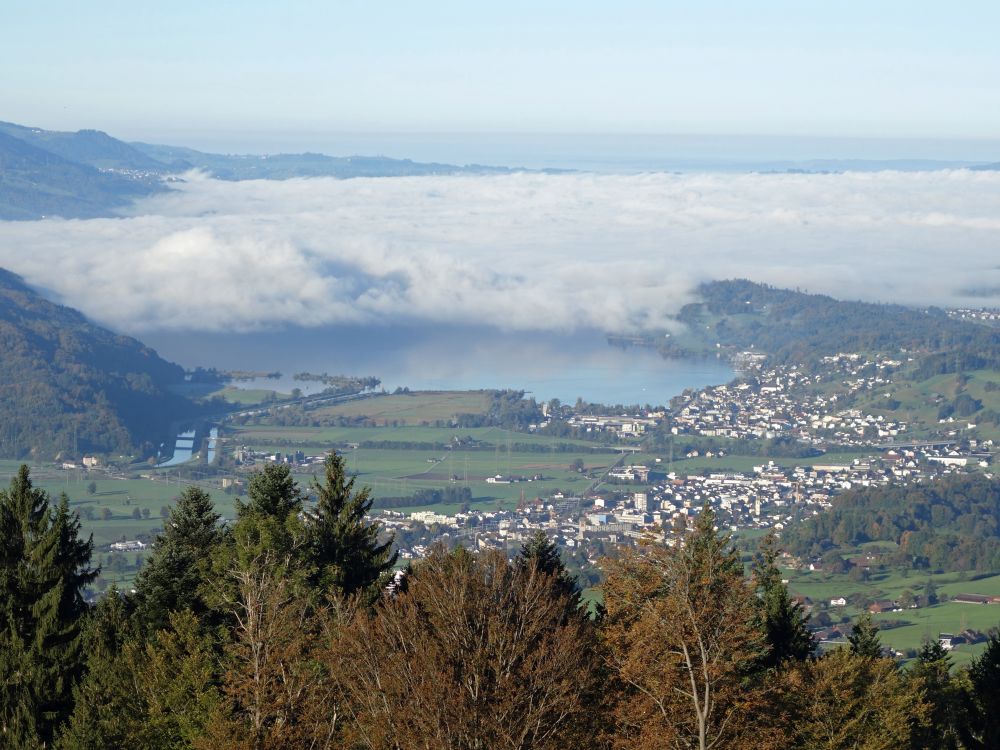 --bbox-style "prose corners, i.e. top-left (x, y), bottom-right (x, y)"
top-left (753, 531), bottom-right (814, 668)
top-left (517, 529), bottom-right (581, 605)
top-left (133, 486), bottom-right (223, 632)
top-left (848, 612), bottom-right (883, 658)
top-left (961, 632), bottom-right (1000, 750)
top-left (308, 451), bottom-right (396, 598)
top-left (57, 590), bottom-right (141, 749)
top-left (237, 464), bottom-right (301, 520)
top-left (0, 465), bottom-right (97, 746)
top-left (910, 639), bottom-right (964, 750)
